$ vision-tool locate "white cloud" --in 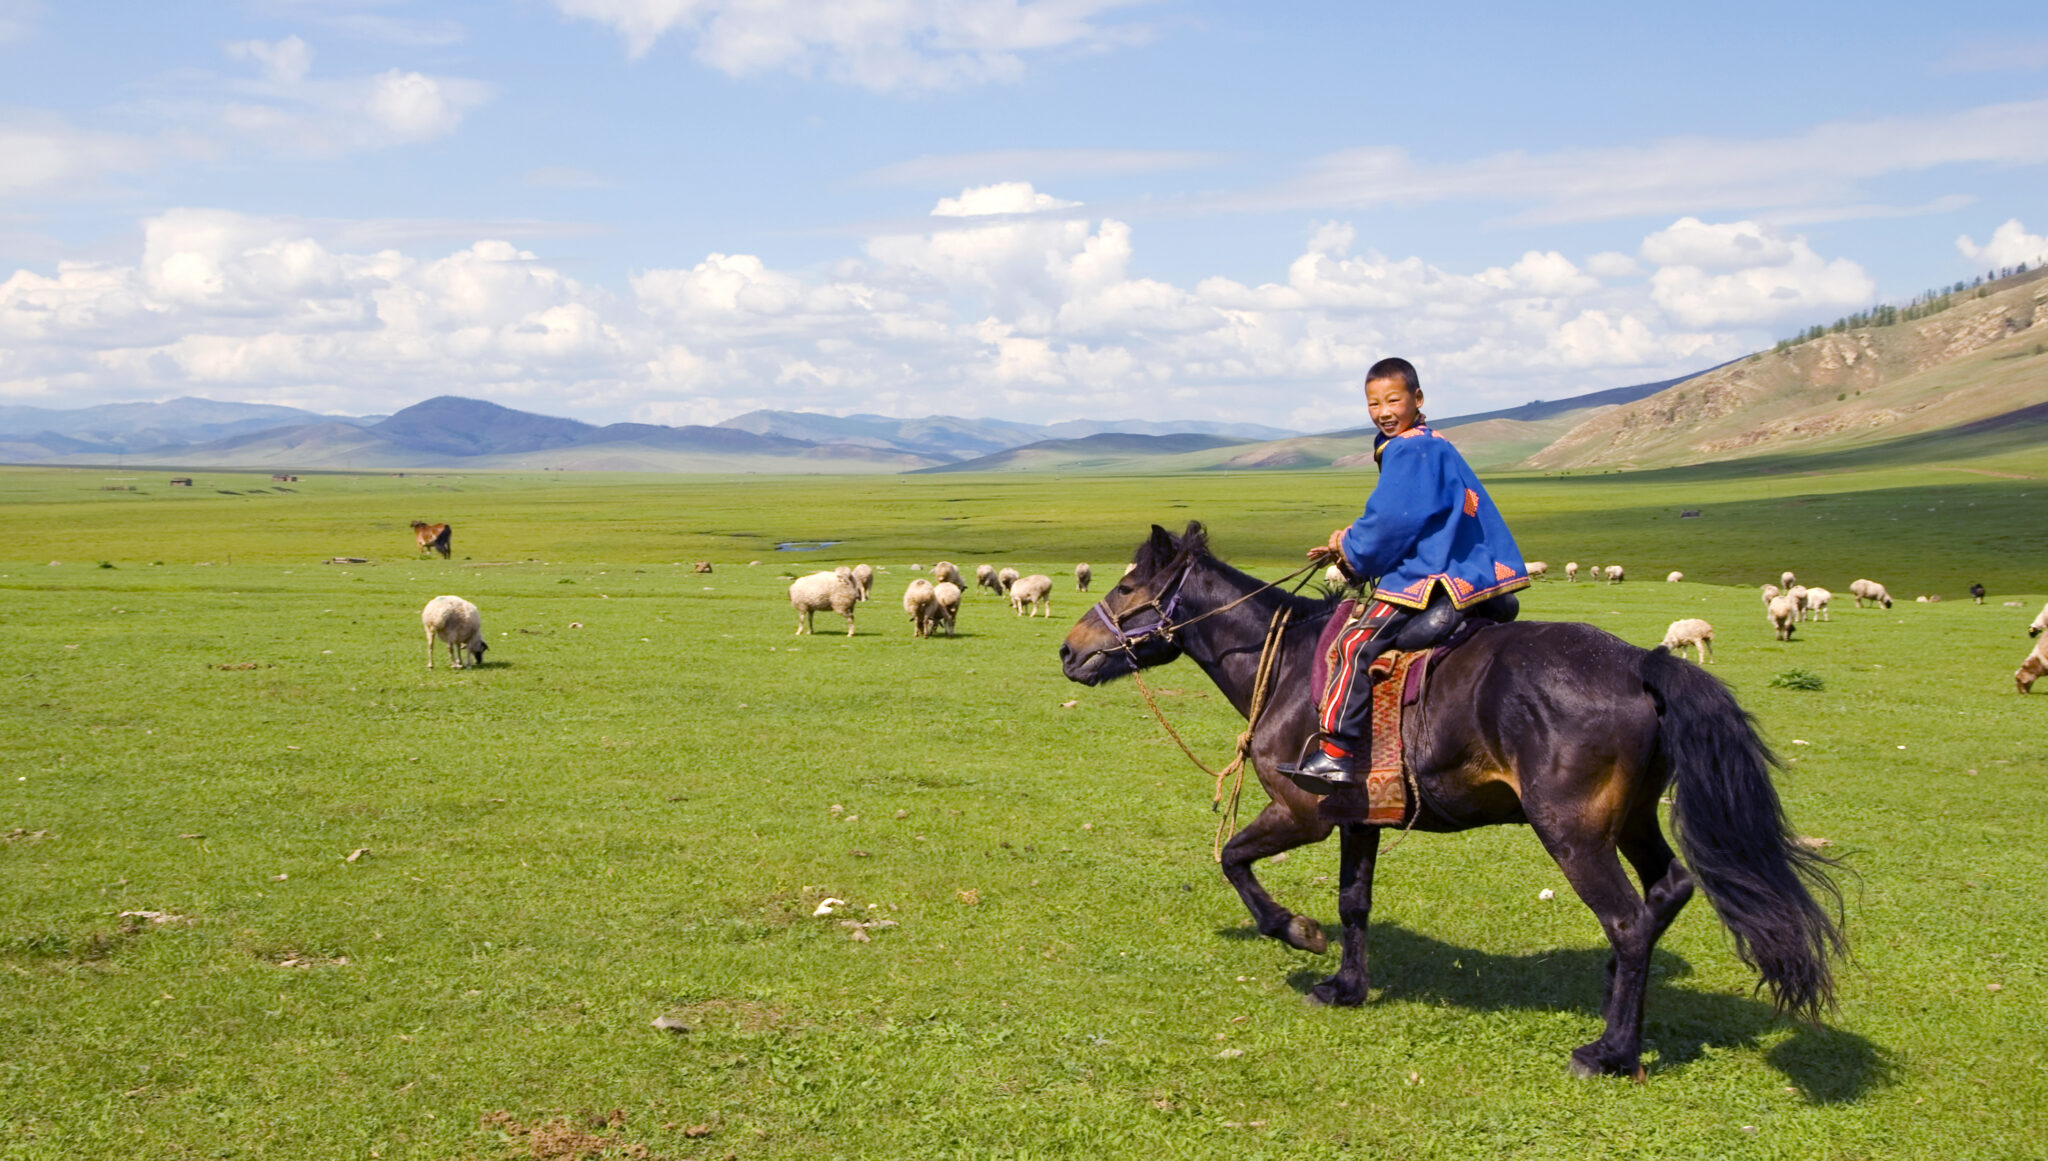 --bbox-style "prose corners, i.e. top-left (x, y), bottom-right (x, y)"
top-left (1644, 219), bottom-right (1874, 328)
top-left (1957, 218), bottom-right (2048, 269)
top-left (551, 0), bottom-right (1152, 91)
top-left (0, 193), bottom-right (1869, 426)
top-left (1231, 99), bottom-right (2048, 225)
top-left (227, 35), bottom-right (315, 84)
top-left (0, 112), bottom-right (153, 198)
